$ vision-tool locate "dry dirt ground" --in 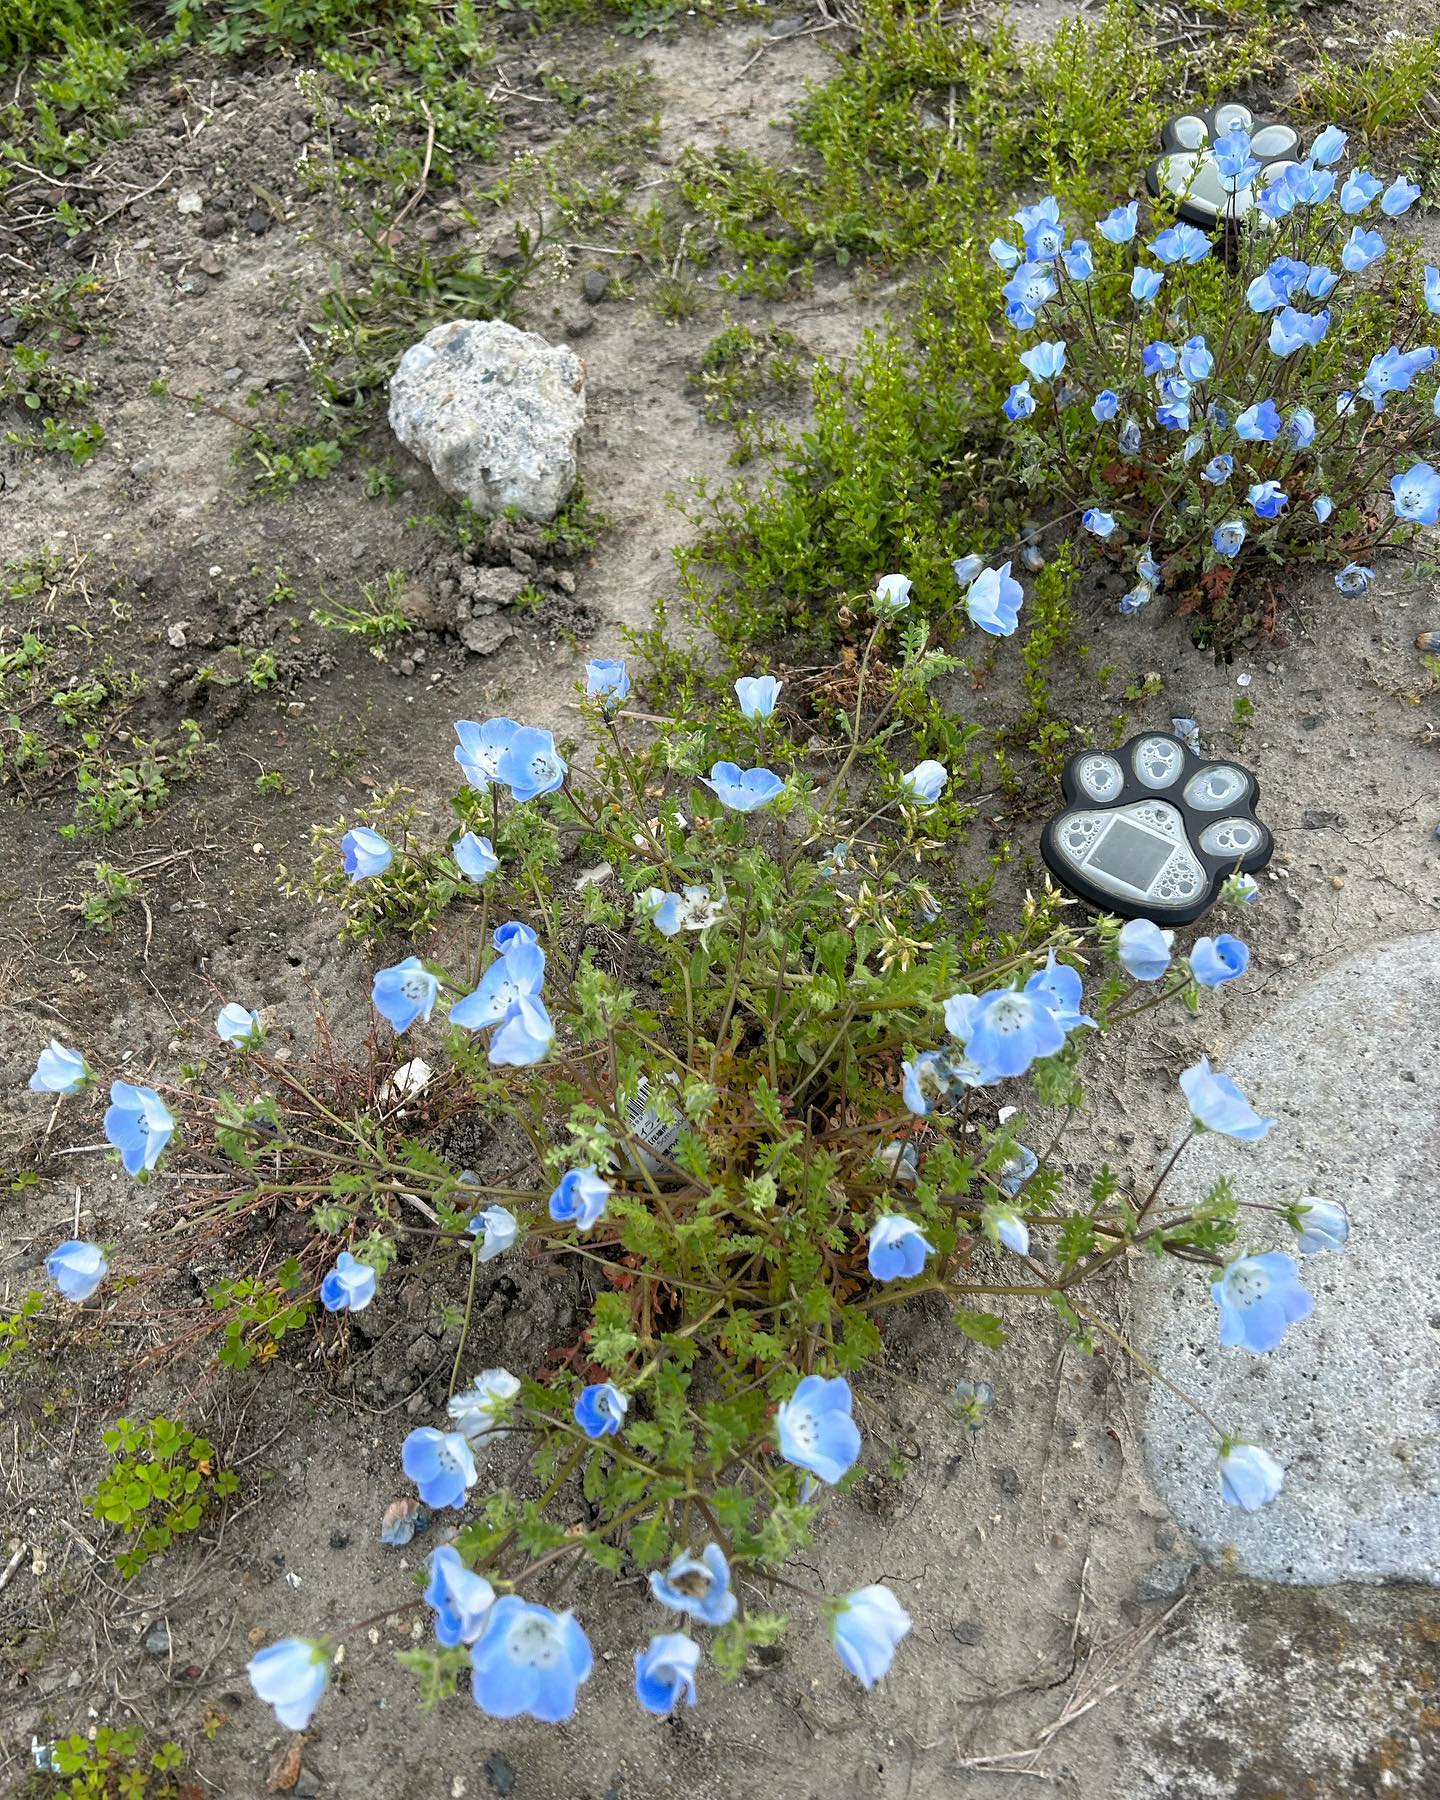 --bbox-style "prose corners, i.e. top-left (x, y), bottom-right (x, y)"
top-left (2, 5), bottom-right (1439, 1798)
